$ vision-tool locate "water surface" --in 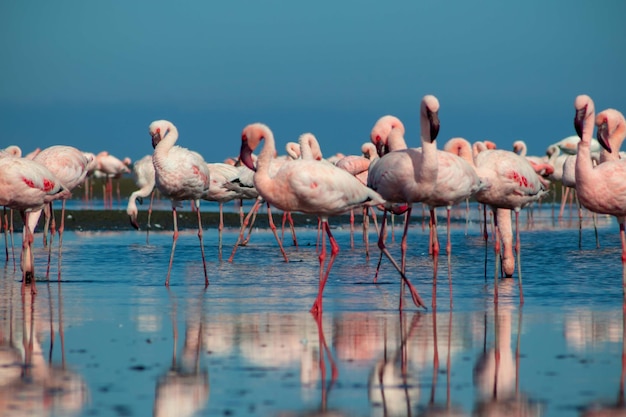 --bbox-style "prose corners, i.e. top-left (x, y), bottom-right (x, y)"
top-left (1, 204), bottom-right (624, 417)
